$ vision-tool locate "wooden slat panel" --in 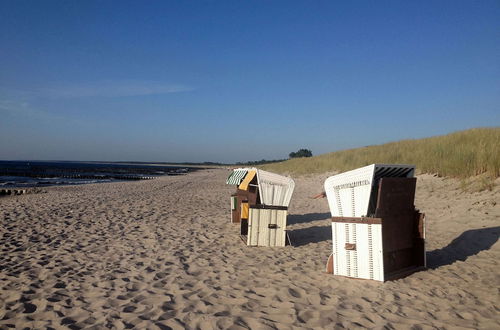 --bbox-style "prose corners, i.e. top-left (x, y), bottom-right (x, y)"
top-left (347, 223), bottom-right (356, 277)
top-left (246, 209), bottom-right (252, 245)
top-left (269, 209), bottom-right (277, 246)
top-left (333, 223), bottom-right (348, 277)
top-left (255, 208), bottom-right (263, 246)
top-left (339, 189), bottom-right (352, 217)
top-left (414, 212), bottom-right (426, 267)
top-left (355, 224), bottom-right (370, 280)
top-left (280, 210), bottom-right (287, 246)
top-left (332, 223), bottom-right (339, 275)
top-left (276, 210), bottom-right (287, 247)
top-left (371, 224), bottom-right (384, 281)
top-left (375, 177), bottom-right (416, 213)
top-left (247, 208), bottom-right (288, 247)
top-left (259, 209), bottom-right (270, 246)
top-left (253, 208), bottom-right (261, 246)
top-left (248, 208), bottom-right (260, 246)
top-left (231, 193), bottom-right (241, 223)
top-left (380, 211), bottom-right (415, 252)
